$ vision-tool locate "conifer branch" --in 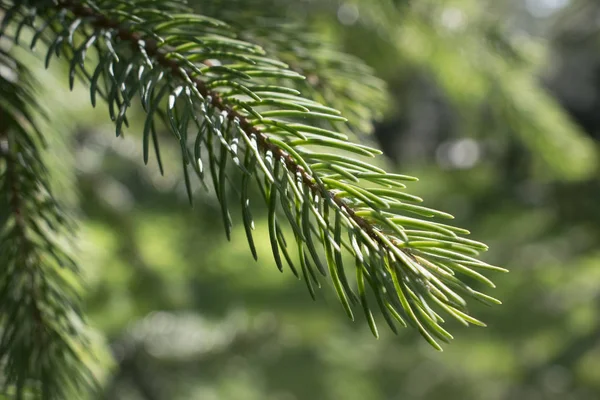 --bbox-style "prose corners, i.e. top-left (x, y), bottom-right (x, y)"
top-left (55, 0), bottom-right (383, 261)
top-left (0, 49), bottom-right (98, 399)
top-left (1, 0), bottom-right (505, 354)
